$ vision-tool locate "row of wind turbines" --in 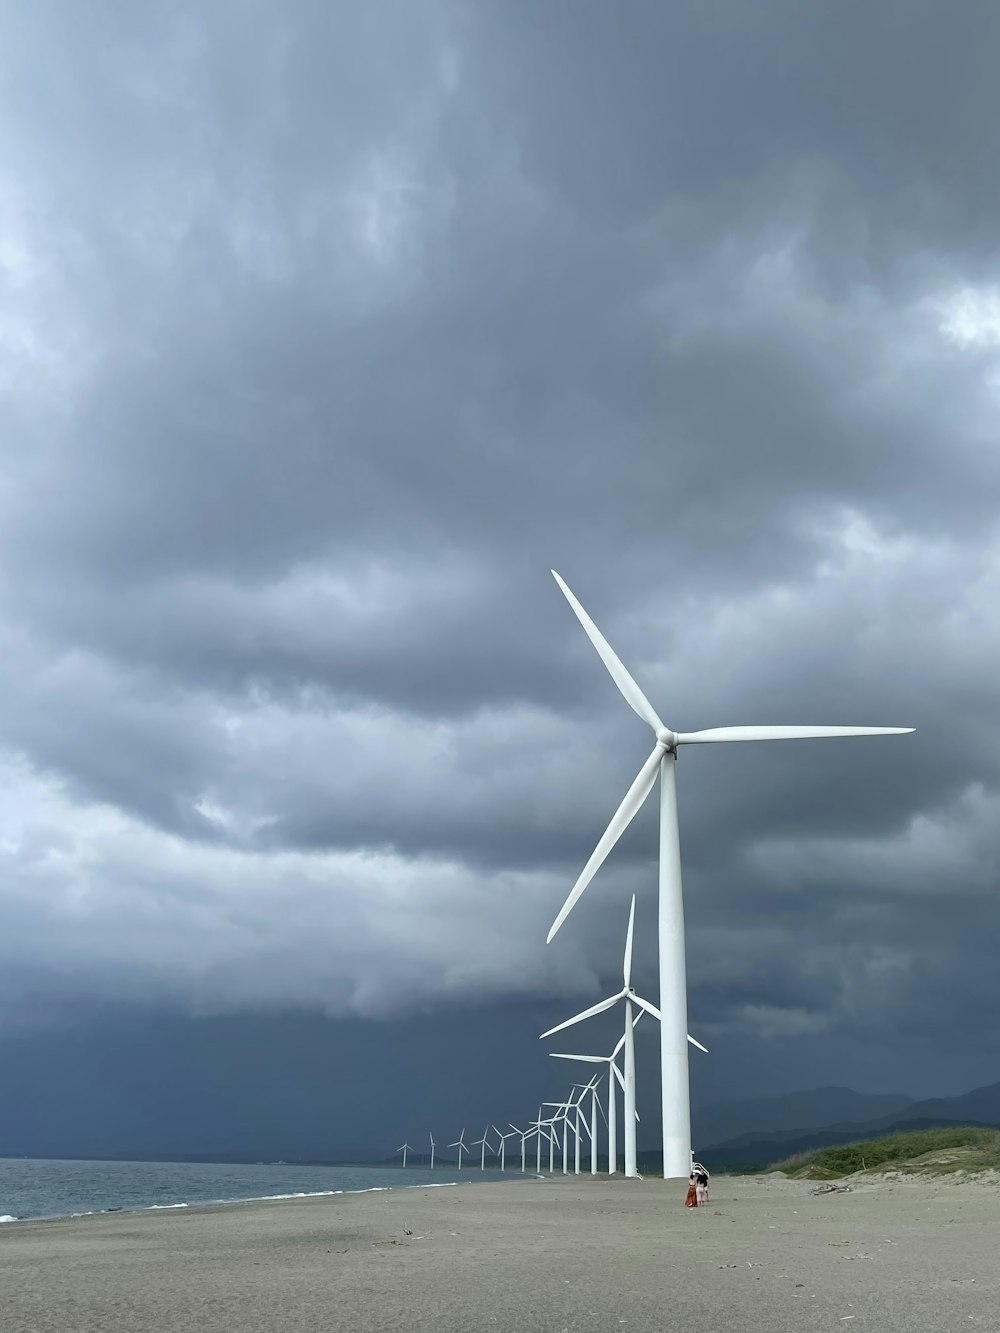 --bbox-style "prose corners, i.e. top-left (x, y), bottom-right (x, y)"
top-left (396, 891), bottom-right (702, 1177)
top-left (399, 572), bottom-right (914, 1180)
